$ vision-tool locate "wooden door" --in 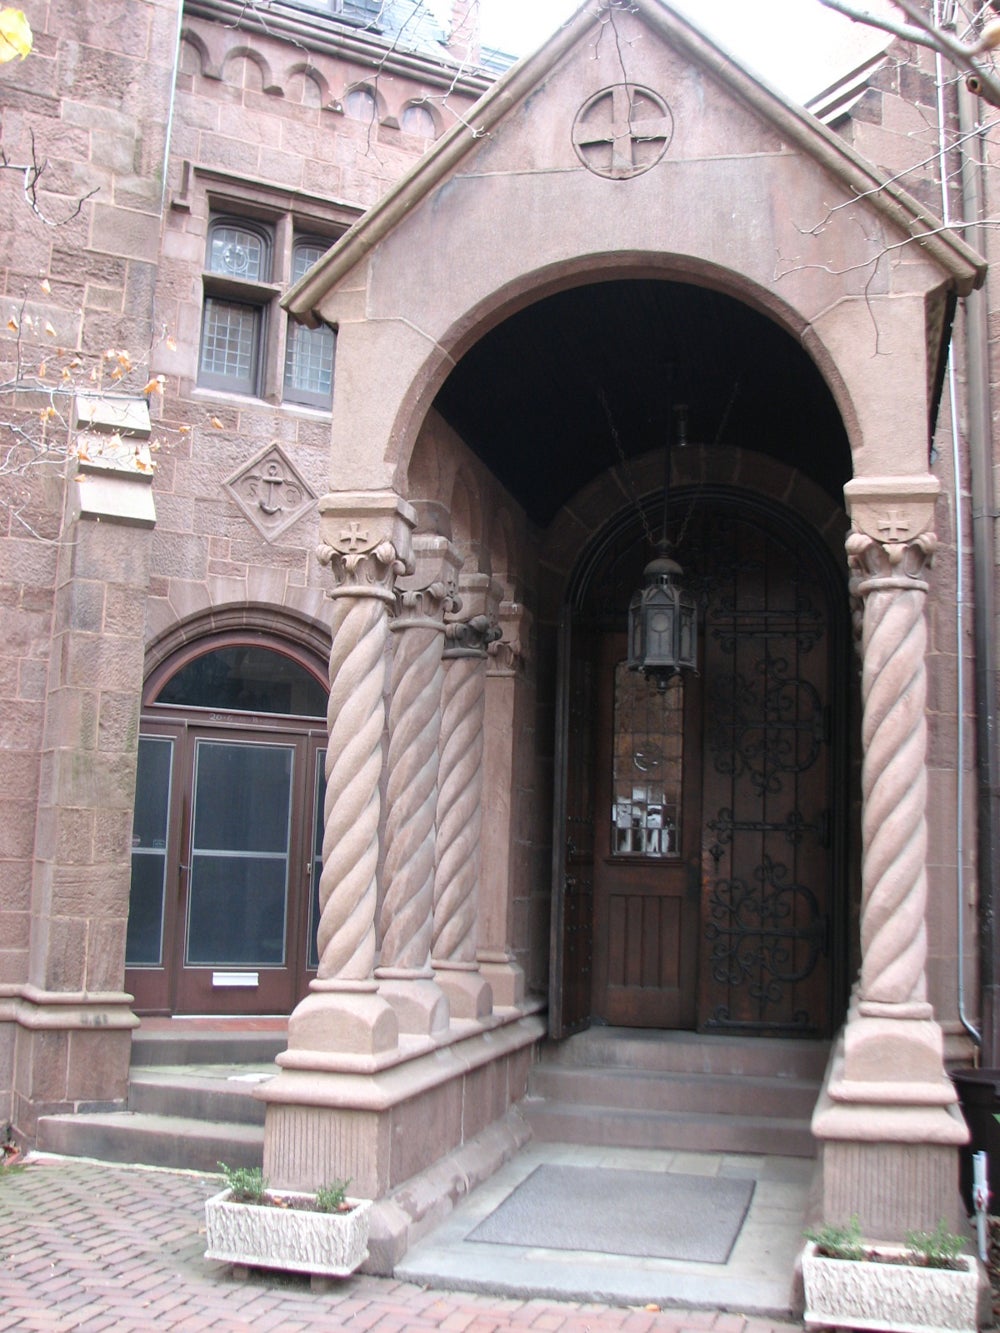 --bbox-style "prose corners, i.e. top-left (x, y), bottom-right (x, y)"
top-left (591, 634), bottom-right (703, 1027)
